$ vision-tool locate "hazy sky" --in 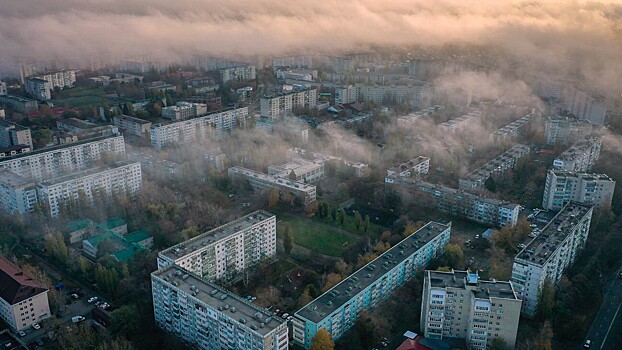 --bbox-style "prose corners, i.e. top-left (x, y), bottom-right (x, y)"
top-left (0, 0), bottom-right (621, 84)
